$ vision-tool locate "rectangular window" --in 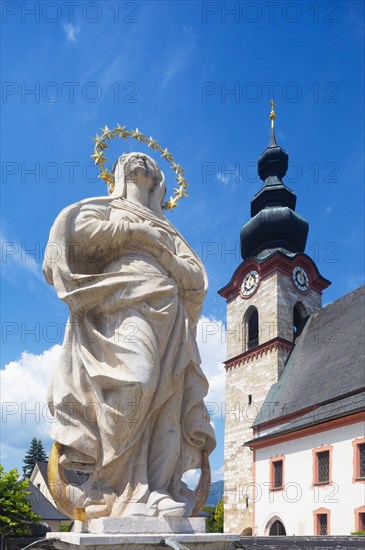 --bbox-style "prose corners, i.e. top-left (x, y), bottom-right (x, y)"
top-left (270, 457), bottom-right (284, 490)
top-left (359, 443), bottom-right (365, 479)
top-left (317, 451), bottom-right (329, 484)
top-left (352, 437), bottom-right (365, 482)
top-left (314, 509), bottom-right (330, 535)
top-left (273, 460), bottom-right (283, 488)
top-left (318, 514), bottom-right (328, 535)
